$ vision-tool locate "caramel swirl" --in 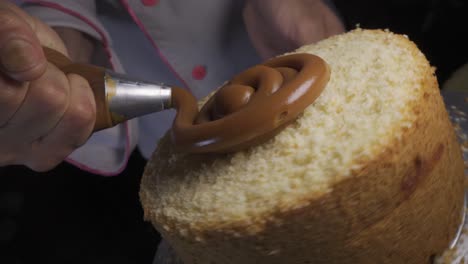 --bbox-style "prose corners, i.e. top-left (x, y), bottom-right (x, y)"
top-left (170, 53), bottom-right (330, 153)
